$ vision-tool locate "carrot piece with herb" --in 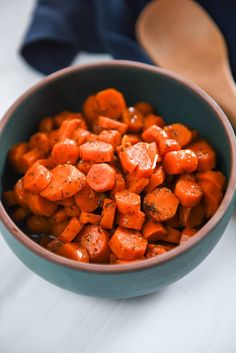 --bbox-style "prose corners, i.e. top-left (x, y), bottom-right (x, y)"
top-left (79, 212), bottom-right (101, 224)
top-left (163, 227), bottom-right (181, 244)
top-left (116, 210), bottom-right (145, 230)
top-left (29, 132), bottom-right (50, 155)
top-left (180, 228), bottom-right (198, 244)
top-left (164, 123), bottom-right (192, 147)
top-left (3, 191), bottom-right (17, 207)
top-left (188, 140), bottom-right (216, 171)
top-left (82, 95), bottom-right (100, 122)
top-left (158, 138), bottom-right (181, 156)
top-left (51, 139), bottom-right (80, 165)
top-left (125, 173), bottom-right (149, 194)
top-left (58, 217), bottom-right (83, 243)
top-left (38, 117), bottom-right (54, 132)
top-left (115, 190), bottom-right (140, 214)
top-left (80, 141), bottom-right (113, 163)
top-left (142, 124), bottom-right (168, 143)
top-left (134, 101), bottom-right (154, 116)
top-left (142, 220), bottom-right (167, 242)
top-left (163, 149), bottom-right (198, 174)
top-left (80, 225), bottom-right (110, 263)
top-left (196, 170), bottom-right (226, 190)
top-left (109, 226), bottom-right (147, 260)
top-left (77, 160), bottom-right (94, 175)
top-left (100, 198), bottom-right (116, 229)
top-left (143, 114), bottom-right (165, 130)
top-left (87, 163), bottom-right (116, 192)
top-left (11, 207), bottom-right (30, 222)
top-left (75, 183), bottom-right (99, 212)
top-left (14, 179), bottom-right (29, 209)
top-left (98, 129), bottom-right (121, 148)
top-left (110, 173), bottom-right (126, 199)
top-left (8, 142), bottom-right (29, 173)
top-left (146, 244), bottom-right (167, 258)
top-left (143, 187), bottom-right (179, 222)
top-left (179, 204), bottom-right (205, 228)
top-left (64, 204), bottom-right (81, 217)
top-left (27, 193), bottom-right (57, 217)
top-left (58, 118), bottom-right (85, 140)
top-left (197, 180), bottom-right (223, 218)
top-left (96, 88), bottom-right (126, 119)
top-left (145, 165), bottom-right (165, 193)
top-left (72, 128), bottom-right (90, 145)
top-left (23, 164), bottom-right (52, 194)
top-left (19, 148), bottom-right (43, 173)
top-left (27, 215), bottom-right (52, 234)
top-left (174, 175), bottom-right (203, 207)
top-left (97, 116), bottom-right (128, 134)
top-left (55, 242), bottom-right (89, 262)
top-left (40, 164), bottom-right (86, 201)
top-left (122, 107), bottom-right (143, 132)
